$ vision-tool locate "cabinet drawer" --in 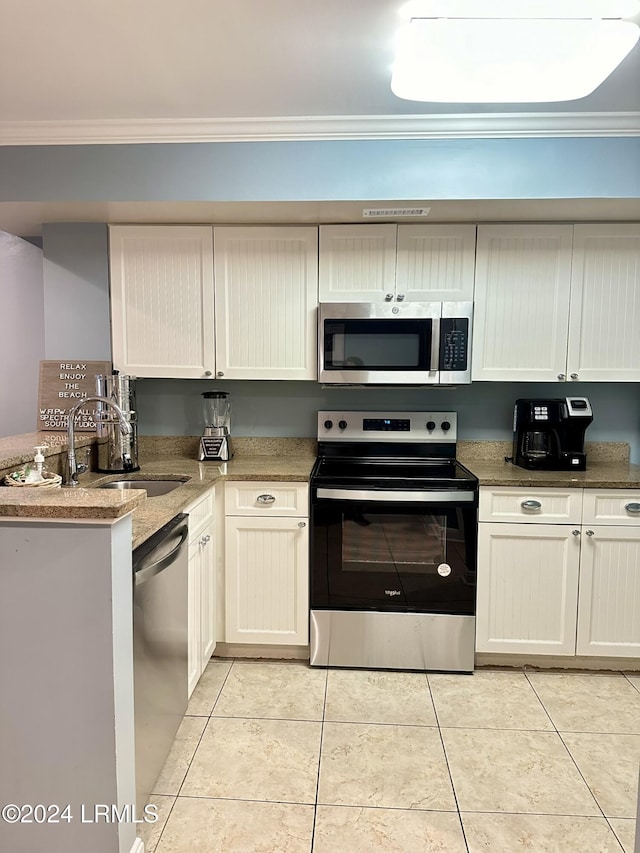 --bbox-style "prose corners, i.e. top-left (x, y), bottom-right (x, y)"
top-left (225, 482), bottom-right (309, 516)
top-left (479, 487), bottom-right (583, 524)
top-left (184, 488), bottom-right (215, 539)
top-left (582, 490), bottom-right (640, 526)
